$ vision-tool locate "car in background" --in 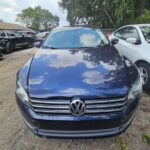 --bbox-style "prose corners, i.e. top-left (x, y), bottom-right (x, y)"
top-left (0, 30), bottom-right (34, 53)
top-left (18, 30), bottom-right (35, 38)
top-left (35, 31), bottom-right (49, 43)
top-left (109, 24), bottom-right (150, 89)
top-left (16, 26), bottom-right (142, 138)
